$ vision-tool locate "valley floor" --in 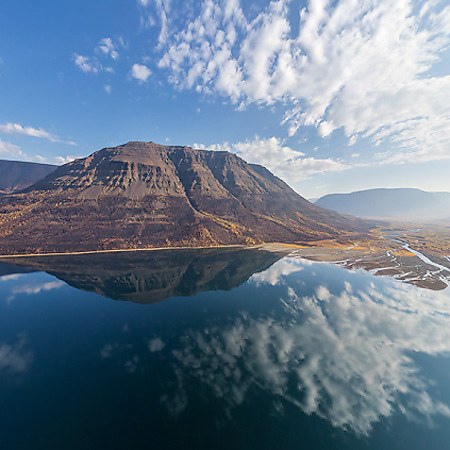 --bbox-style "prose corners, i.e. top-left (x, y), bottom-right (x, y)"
top-left (266, 225), bottom-right (450, 290)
